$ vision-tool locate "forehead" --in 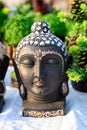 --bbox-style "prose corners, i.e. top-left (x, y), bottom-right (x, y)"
top-left (17, 46), bottom-right (65, 74)
top-left (17, 46), bottom-right (64, 59)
